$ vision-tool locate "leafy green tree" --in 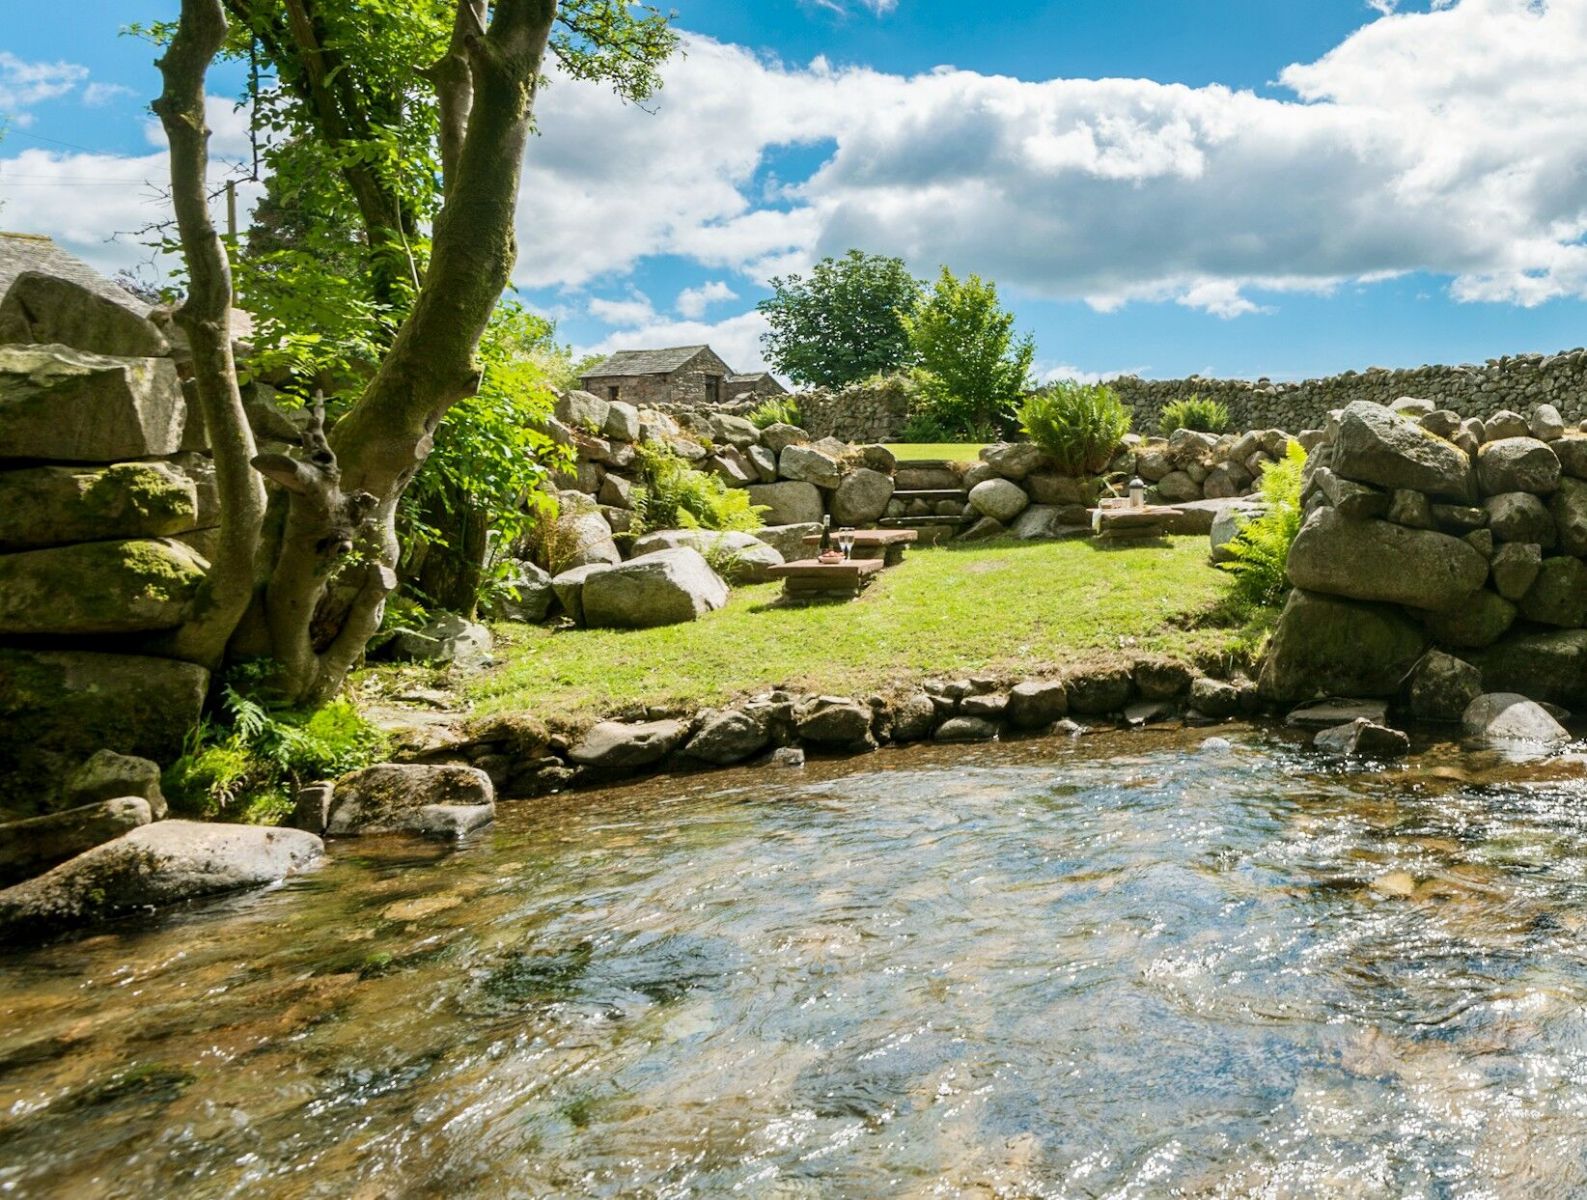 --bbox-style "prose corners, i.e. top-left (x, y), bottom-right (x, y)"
top-left (757, 250), bottom-right (922, 388)
top-left (905, 266), bottom-right (1034, 436)
top-left (145, 0), bottom-right (677, 705)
